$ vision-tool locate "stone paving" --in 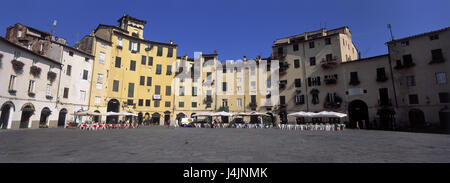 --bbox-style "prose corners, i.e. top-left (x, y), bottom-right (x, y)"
top-left (0, 127), bottom-right (449, 163)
